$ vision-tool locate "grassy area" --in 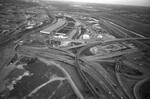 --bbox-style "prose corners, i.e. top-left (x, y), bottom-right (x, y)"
top-left (93, 12), bottom-right (150, 37)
